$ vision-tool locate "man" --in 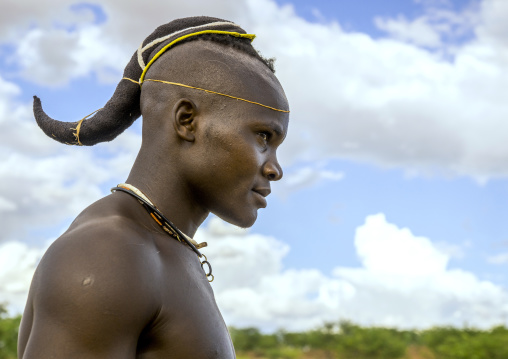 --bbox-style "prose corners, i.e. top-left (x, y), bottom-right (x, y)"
top-left (18, 17), bottom-right (289, 358)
